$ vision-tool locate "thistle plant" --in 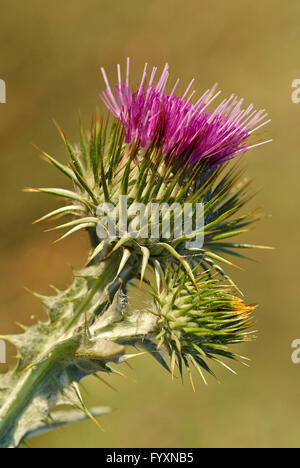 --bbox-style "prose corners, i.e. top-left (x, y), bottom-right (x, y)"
top-left (0, 60), bottom-right (271, 448)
